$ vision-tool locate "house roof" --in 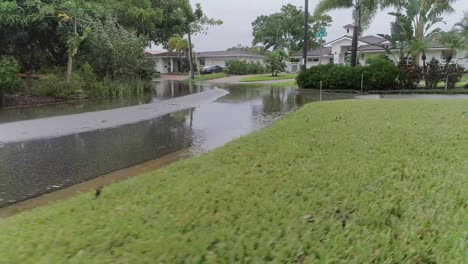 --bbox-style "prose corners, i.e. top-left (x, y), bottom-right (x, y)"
top-left (359, 35), bottom-right (385, 45)
top-left (343, 24), bottom-right (354, 29)
top-left (197, 50), bottom-right (264, 58)
top-left (147, 51), bottom-right (180, 58)
top-left (324, 35), bottom-right (353, 46)
top-left (358, 44), bottom-right (385, 51)
top-left (293, 47), bottom-right (332, 57)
